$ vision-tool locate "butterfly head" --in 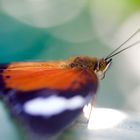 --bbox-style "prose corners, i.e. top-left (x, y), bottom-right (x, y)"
top-left (94, 58), bottom-right (112, 80)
